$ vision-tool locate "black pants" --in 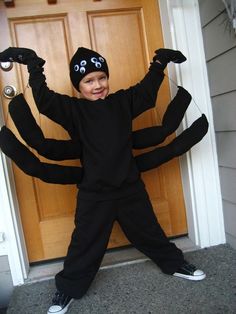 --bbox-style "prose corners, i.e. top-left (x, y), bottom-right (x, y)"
top-left (55, 188), bottom-right (184, 299)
